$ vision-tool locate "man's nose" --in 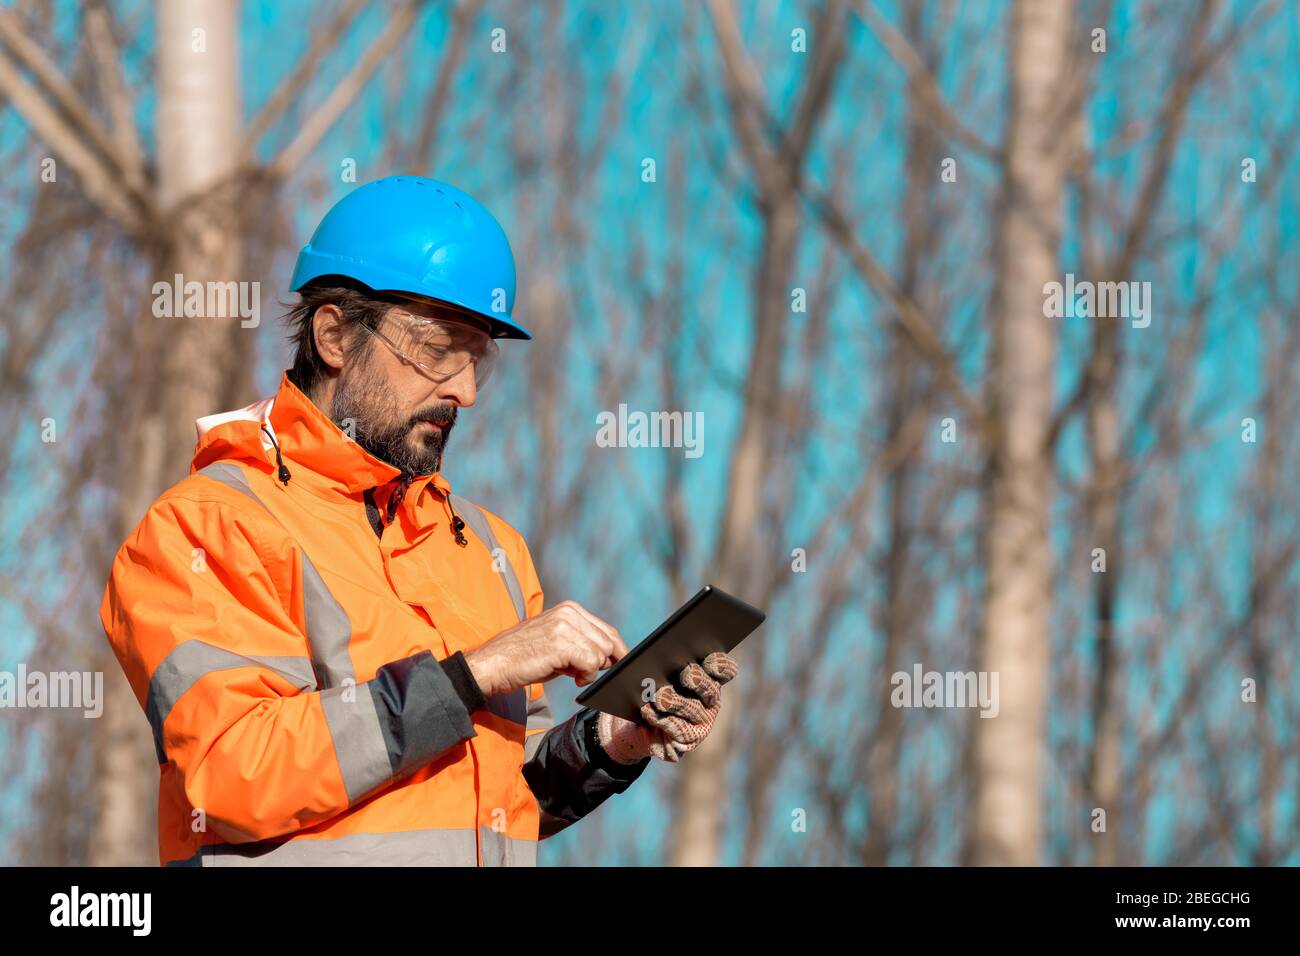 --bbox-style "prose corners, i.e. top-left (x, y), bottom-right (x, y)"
top-left (436, 361), bottom-right (477, 407)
